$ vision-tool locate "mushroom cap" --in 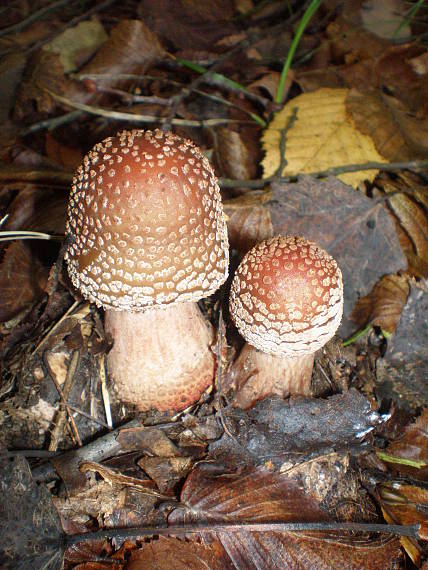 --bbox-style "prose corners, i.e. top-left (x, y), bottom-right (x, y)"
top-left (229, 235), bottom-right (343, 356)
top-left (65, 129), bottom-right (229, 310)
